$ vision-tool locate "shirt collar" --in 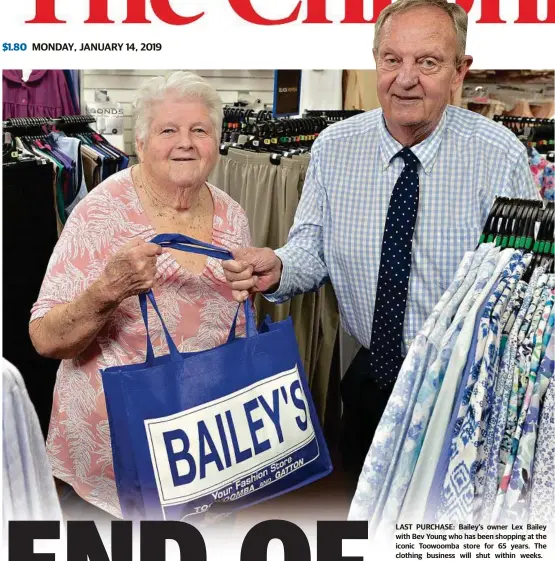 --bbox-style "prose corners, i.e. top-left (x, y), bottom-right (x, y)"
top-left (378, 108), bottom-right (447, 175)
